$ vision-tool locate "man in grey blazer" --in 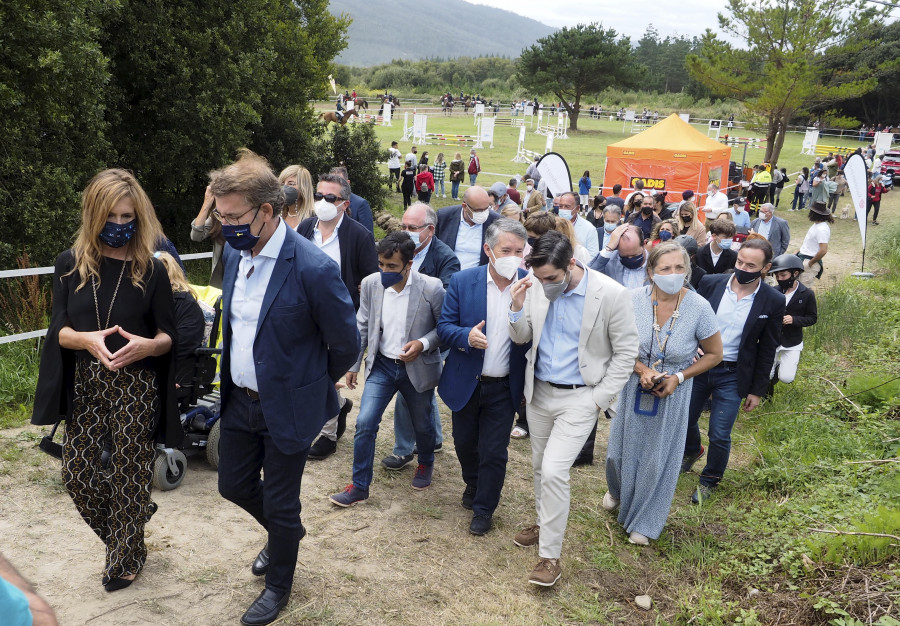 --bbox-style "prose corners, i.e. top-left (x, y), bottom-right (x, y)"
top-left (329, 232), bottom-right (446, 507)
top-left (750, 203), bottom-right (791, 257)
